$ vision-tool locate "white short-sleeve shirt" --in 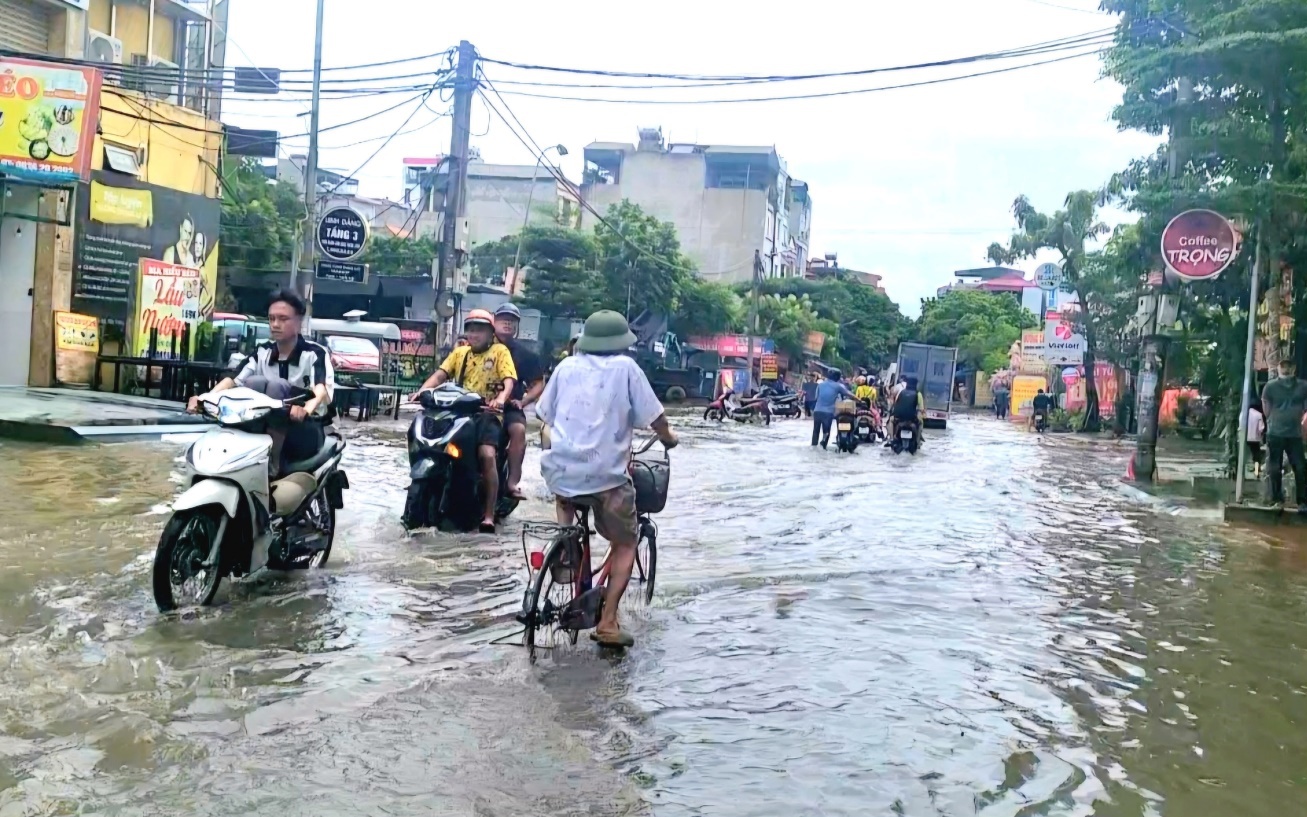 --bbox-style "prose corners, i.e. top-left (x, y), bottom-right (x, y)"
top-left (535, 353), bottom-right (665, 498)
